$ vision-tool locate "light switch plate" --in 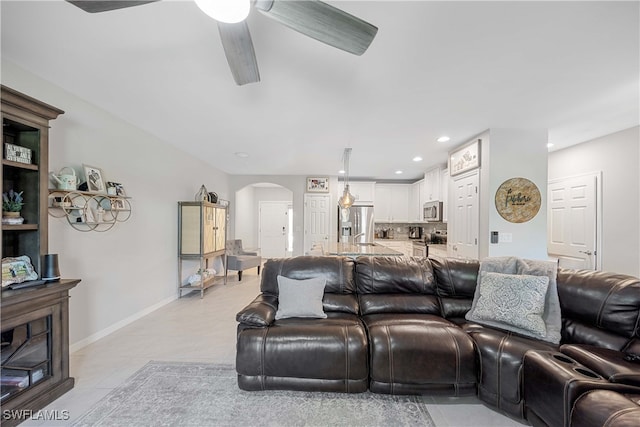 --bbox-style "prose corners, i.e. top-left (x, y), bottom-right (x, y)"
top-left (501, 232), bottom-right (513, 243)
